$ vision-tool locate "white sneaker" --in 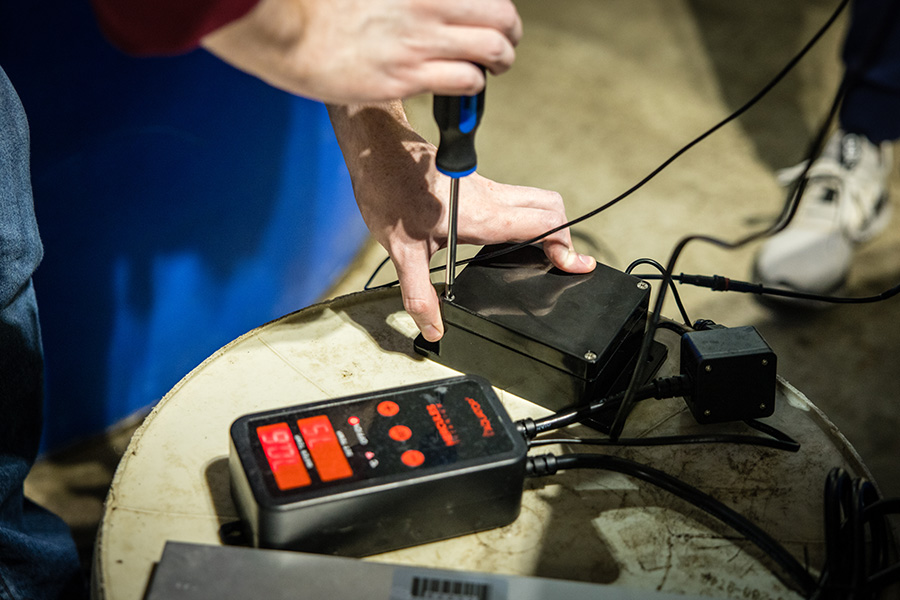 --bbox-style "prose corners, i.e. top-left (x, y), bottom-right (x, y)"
top-left (752, 130), bottom-right (893, 297)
